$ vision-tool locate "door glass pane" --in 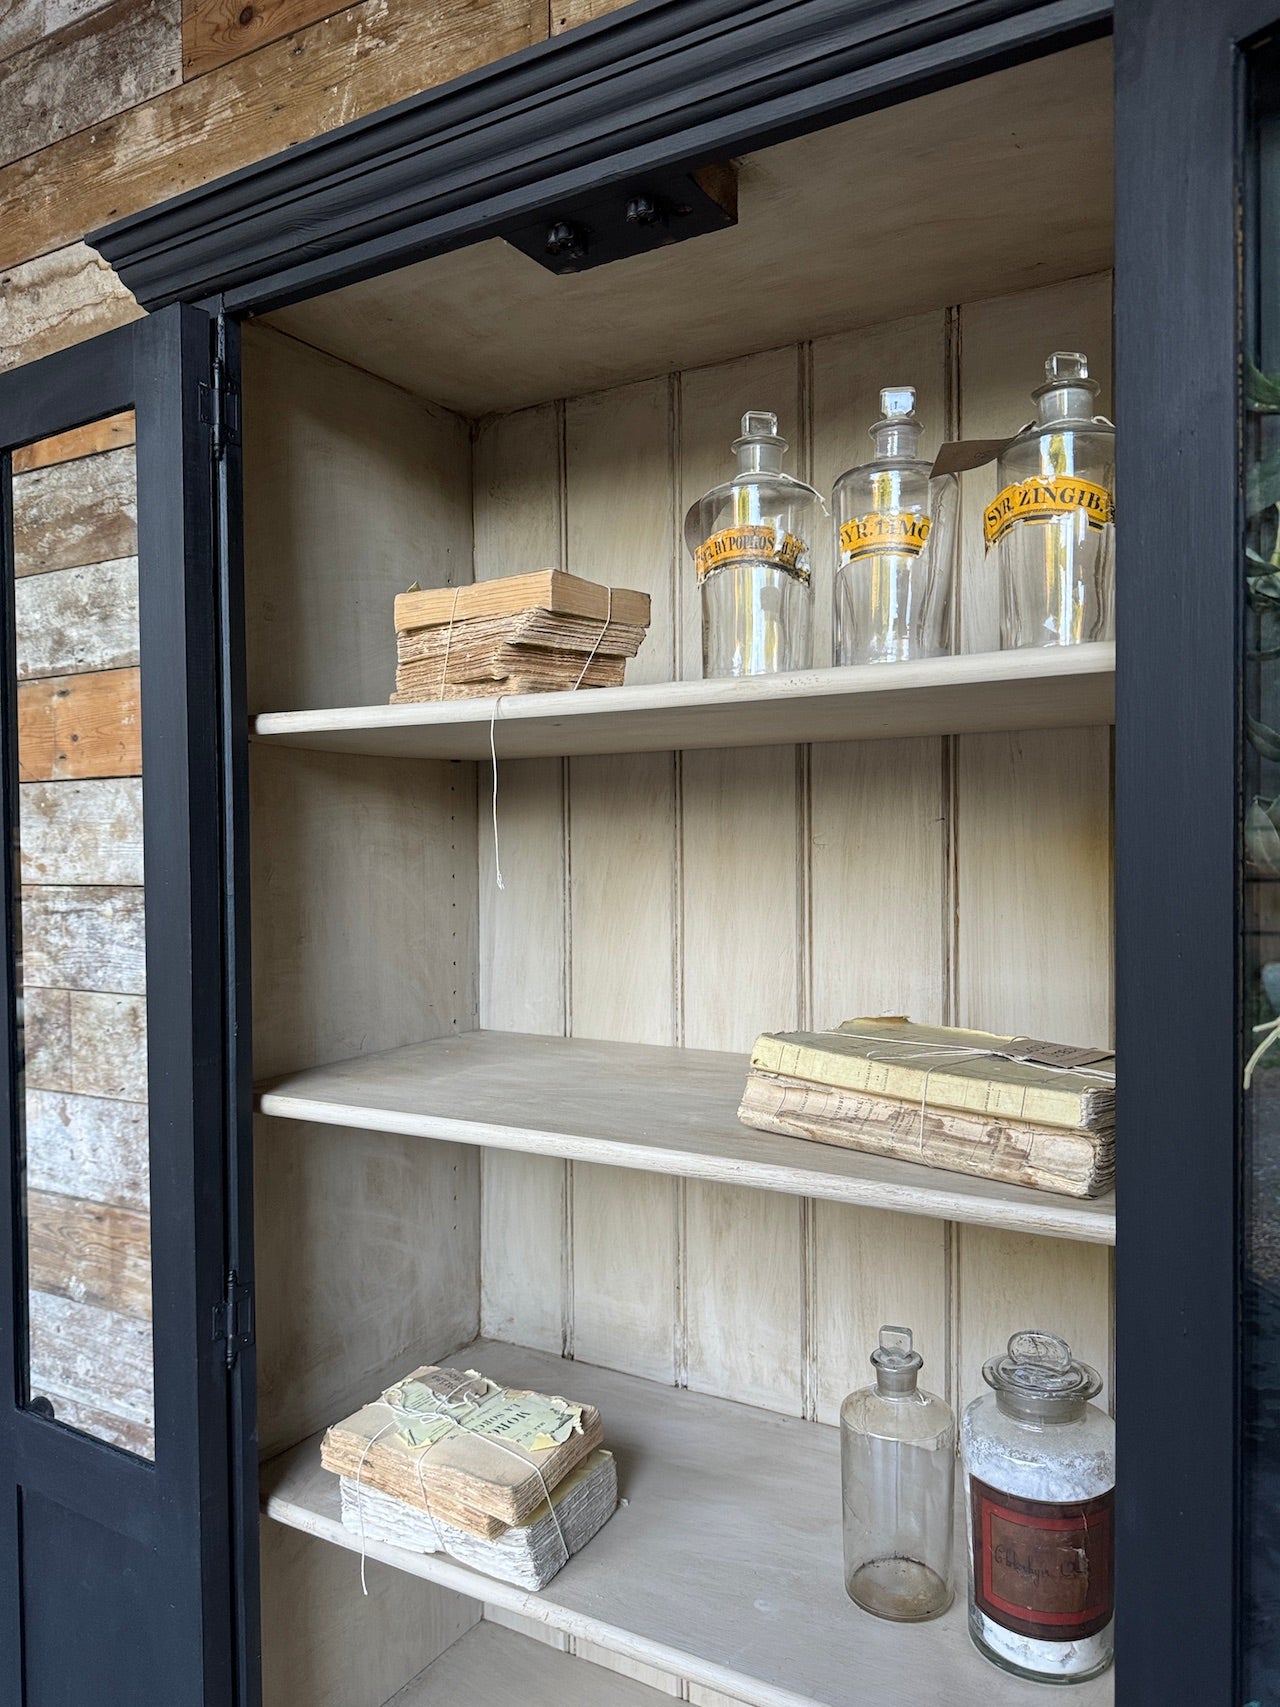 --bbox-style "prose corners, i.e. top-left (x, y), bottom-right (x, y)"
top-left (9, 410), bottom-right (154, 1460)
